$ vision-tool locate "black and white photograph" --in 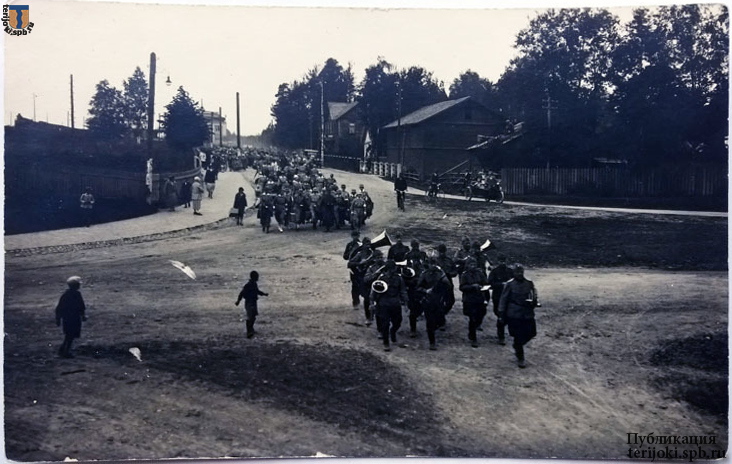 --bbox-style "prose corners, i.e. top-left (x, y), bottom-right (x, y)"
top-left (3, 0), bottom-right (728, 461)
